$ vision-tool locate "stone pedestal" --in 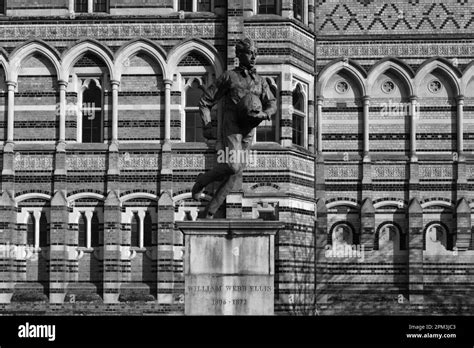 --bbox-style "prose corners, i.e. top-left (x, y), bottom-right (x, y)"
top-left (176, 219), bottom-right (283, 315)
